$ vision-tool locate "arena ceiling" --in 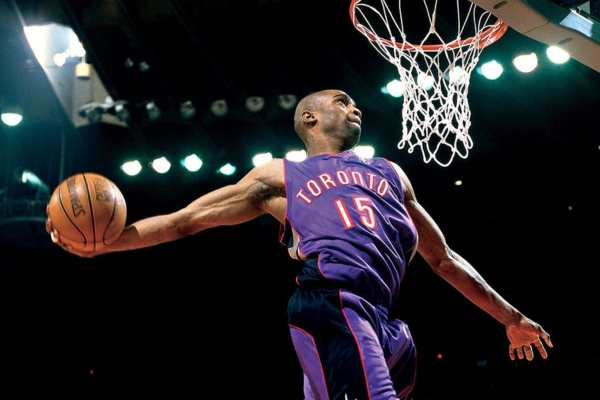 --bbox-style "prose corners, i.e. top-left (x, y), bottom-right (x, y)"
top-left (1, 0), bottom-right (599, 191)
